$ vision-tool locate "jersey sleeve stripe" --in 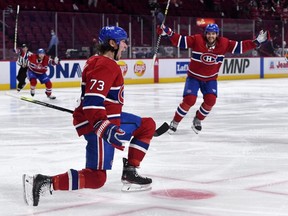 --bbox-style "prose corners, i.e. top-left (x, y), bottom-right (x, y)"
top-left (107, 113), bottom-right (121, 119)
top-left (74, 120), bottom-right (89, 129)
top-left (232, 41), bottom-right (243, 54)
